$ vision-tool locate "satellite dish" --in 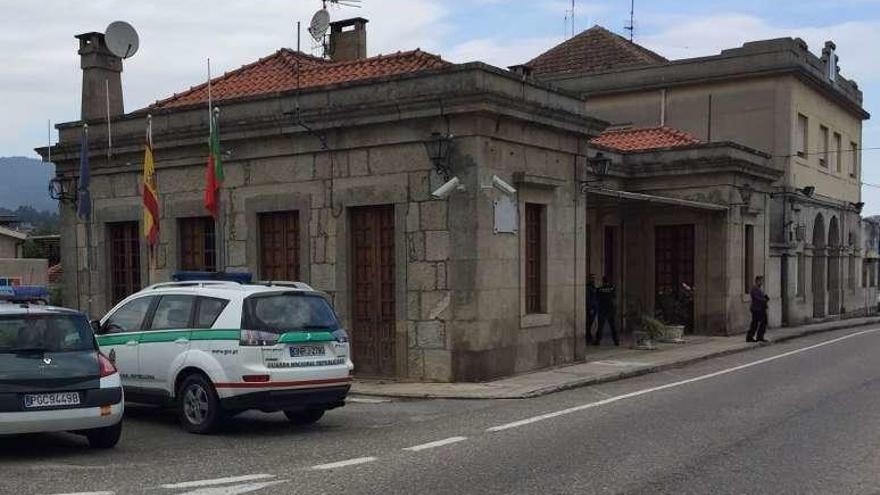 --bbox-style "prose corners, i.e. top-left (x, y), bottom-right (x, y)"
top-left (104, 21), bottom-right (140, 59)
top-left (308, 8), bottom-right (330, 42)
